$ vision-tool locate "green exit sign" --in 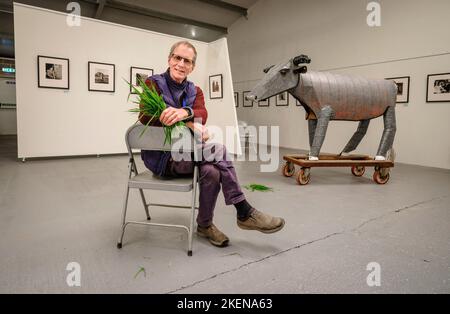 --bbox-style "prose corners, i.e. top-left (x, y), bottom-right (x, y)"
top-left (2, 67), bottom-right (15, 73)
